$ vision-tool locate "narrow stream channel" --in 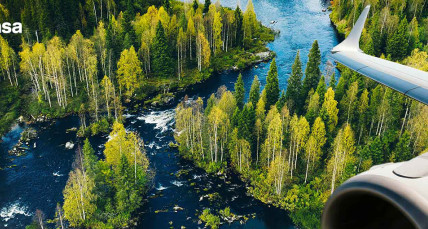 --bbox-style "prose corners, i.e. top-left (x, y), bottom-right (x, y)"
top-left (0, 0), bottom-right (339, 228)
